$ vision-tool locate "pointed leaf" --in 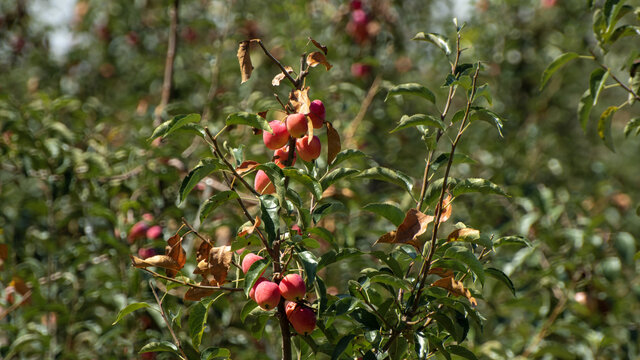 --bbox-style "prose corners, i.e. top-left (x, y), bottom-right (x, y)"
top-left (113, 303), bottom-right (152, 325)
top-left (200, 191), bottom-right (240, 223)
top-left (385, 83), bottom-right (436, 103)
top-left (139, 341), bottom-right (179, 354)
top-left (589, 68), bottom-right (609, 106)
top-left (298, 251), bottom-right (319, 288)
top-left (432, 276), bottom-right (477, 306)
top-left (363, 203), bottom-right (405, 227)
top-left (356, 167), bottom-right (414, 194)
top-left (282, 168), bottom-right (322, 199)
top-left (326, 121), bottom-right (341, 165)
top-left (226, 112), bottom-right (272, 133)
top-left (447, 345), bottom-right (478, 360)
top-left (430, 153), bottom-right (475, 172)
top-left (259, 195), bottom-right (280, 246)
top-left (189, 297), bottom-right (218, 348)
top-left (452, 178), bottom-right (507, 197)
top-left (321, 168), bottom-right (359, 190)
top-left (149, 114), bottom-right (201, 141)
top-left (375, 209), bottom-right (434, 250)
top-left (445, 246), bottom-right (485, 285)
top-left (412, 32), bottom-right (451, 55)
top-left (624, 117), bottom-right (640, 137)
top-left (309, 37), bottom-right (328, 54)
top-left (307, 52), bottom-right (333, 70)
top-left (494, 236), bottom-right (532, 248)
top-left (471, 107), bottom-right (505, 137)
top-left (485, 267), bottom-right (516, 296)
top-left (329, 149), bottom-right (367, 168)
top-left (244, 258), bottom-right (270, 297)
top-left (578, 90), bottom-right (593, 131)
top-left (598, 106), bottom-right (617, 151)
top-left (201, 347), bottom-right (231, 360)
top-left (390, 114), bottom-right (445, 133)
top-left (180, 158), bottom-right (226, 203)
top-left (540, 52), bottom-right (579, 90)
